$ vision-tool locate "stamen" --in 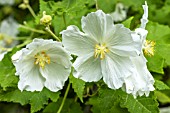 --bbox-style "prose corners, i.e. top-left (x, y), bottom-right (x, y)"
top-left (143, 40), bottom-right (155, 56)
top-left (94, 43), bottom-right (109, 60)
top-left (34, 51), bottom-right (51, 69)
